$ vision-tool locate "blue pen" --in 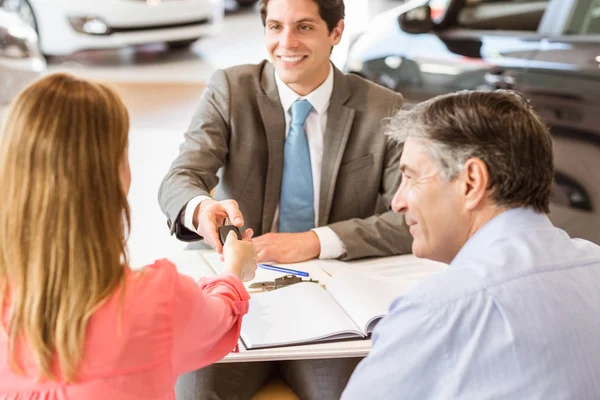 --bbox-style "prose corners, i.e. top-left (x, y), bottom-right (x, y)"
top-left (258, 263), bottom-right (309, 277)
